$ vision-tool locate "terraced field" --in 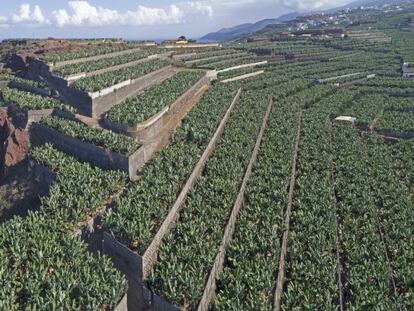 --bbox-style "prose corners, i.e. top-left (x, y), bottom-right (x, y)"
top-left (1, 7), bottom-right (414, 311)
